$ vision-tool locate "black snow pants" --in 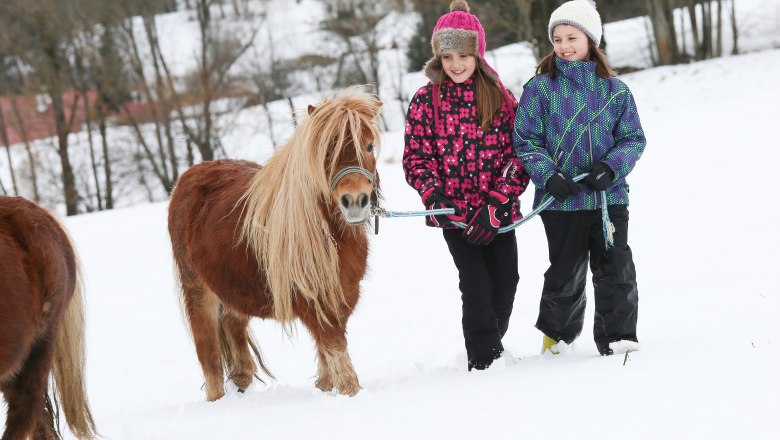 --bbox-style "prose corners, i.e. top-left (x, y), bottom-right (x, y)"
top-left (443, 229), bottom-right (519, 370)
top-left (537, 205), bottom-right (638, 350)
